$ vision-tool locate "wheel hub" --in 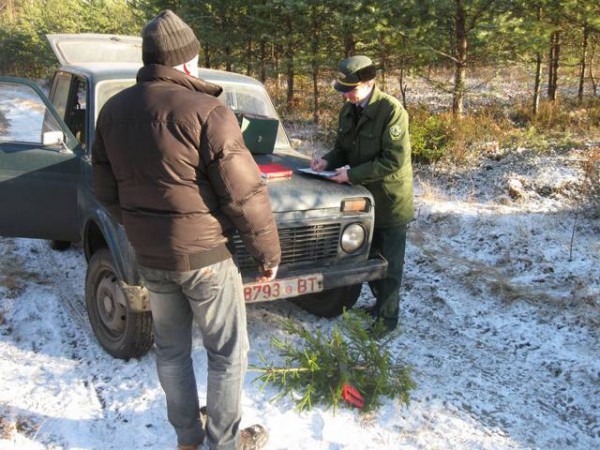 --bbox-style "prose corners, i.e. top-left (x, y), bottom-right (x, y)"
top-left (96, 275), bottom-right (126, 334)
